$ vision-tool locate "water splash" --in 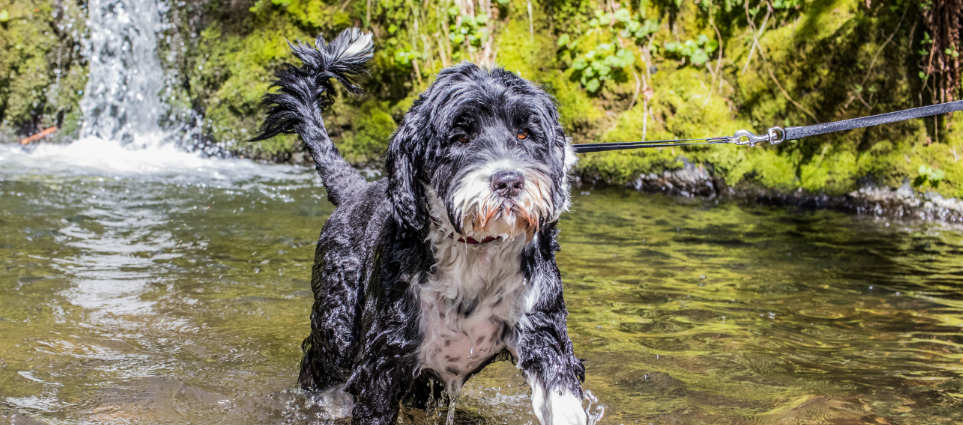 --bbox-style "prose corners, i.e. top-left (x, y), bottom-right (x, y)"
top-left (79, 0), bottom-right (169, 145)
